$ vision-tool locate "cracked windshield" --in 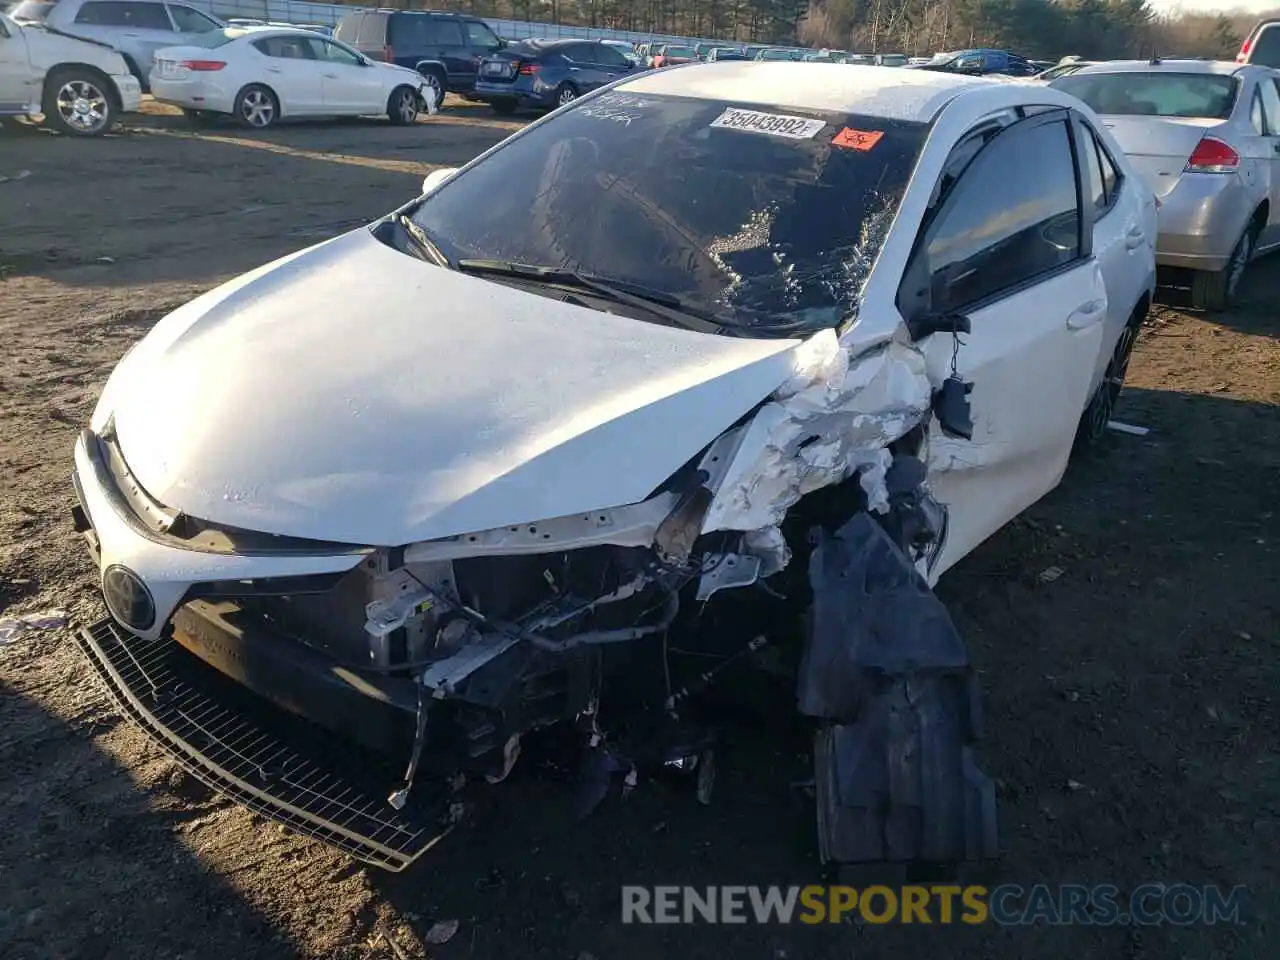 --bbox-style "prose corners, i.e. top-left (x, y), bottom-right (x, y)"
top-left (412, 92), bottom-right (928, 335)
